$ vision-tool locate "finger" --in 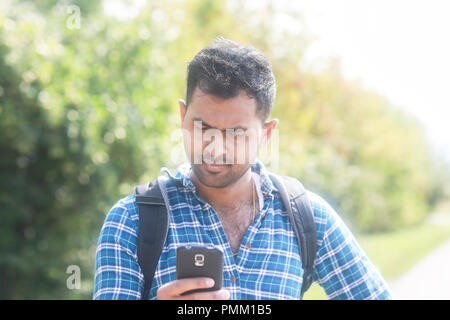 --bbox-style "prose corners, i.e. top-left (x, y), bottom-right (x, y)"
top-left (177, 289), bottom-right (230, 300)
top-left (160, 277), bottom-right (215, 297)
